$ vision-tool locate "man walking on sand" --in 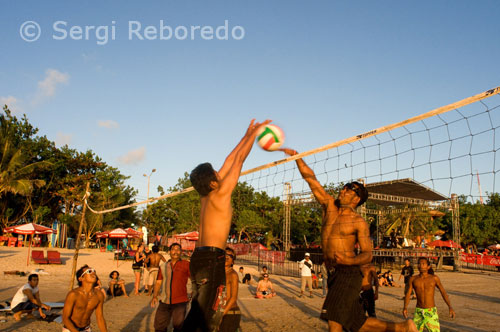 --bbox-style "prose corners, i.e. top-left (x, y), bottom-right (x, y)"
top-left (183, 119), bottom-right (271, 332)
top-left (151, 242), bottom-right (191, 332)
top-left (62, 265), bottom-right (107, 332)
top-left (144, 245), bottom-right (167, 296)
top-left (282, 148), bottom-right (417, 332)
top-left (403, 257), bottom-right (455, 332)
top-left (10, 274), bottom-right (51, 321)
top-left (360, 263), bottom-right (379, 318)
